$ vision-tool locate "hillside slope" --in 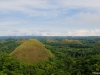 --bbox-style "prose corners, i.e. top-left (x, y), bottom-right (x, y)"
top-left (10, 39), bottom-right (53, 64)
